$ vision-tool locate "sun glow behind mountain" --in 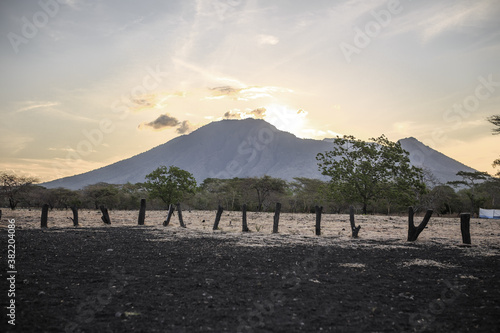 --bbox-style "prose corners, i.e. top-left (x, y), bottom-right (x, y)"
top-left (263, 104), bottom-right (309, 138)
